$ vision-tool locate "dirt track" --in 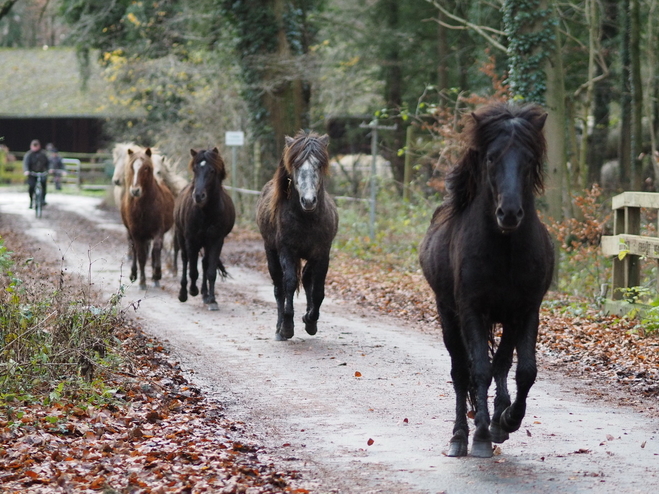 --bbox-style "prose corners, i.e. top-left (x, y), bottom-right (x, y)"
top-left (1, 190), bottom-right (658, 493)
